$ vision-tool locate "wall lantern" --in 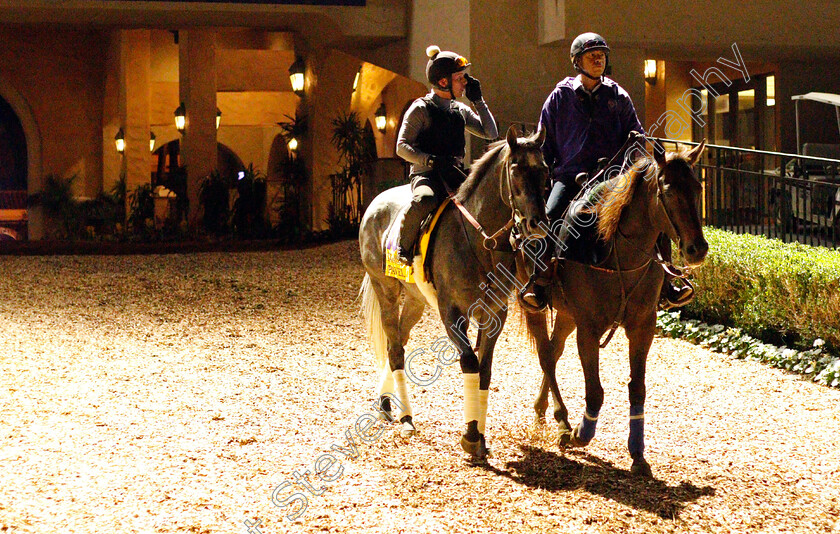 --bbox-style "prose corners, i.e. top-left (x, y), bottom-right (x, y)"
top-left (289, 57), bottom-right (305, 95)
top-left (149, 131), bottom-right (156, 152)
top-left (216, 108), bottom-right (222, 130)
top-left (114, 128), bottom-right (125, 153)
top-left (174, 102), bottom-right (186, 133)
top-left (352, 67), bottom-right (361, 92)
top-left (644, 59), bottom-right (657, 85)
top-left (288, 137), bottom-right (299, 152)
top-left (375, 103), bottom-right (387, 133)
